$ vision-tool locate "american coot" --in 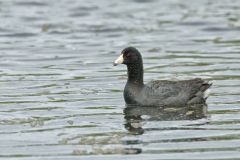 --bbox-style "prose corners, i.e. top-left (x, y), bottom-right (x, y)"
top-left (114, 47), bottom-right (212, 107)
